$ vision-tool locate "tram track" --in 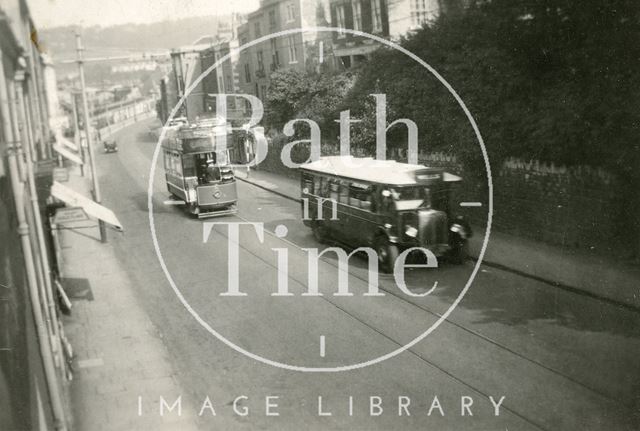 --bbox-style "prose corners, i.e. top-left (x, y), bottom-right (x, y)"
top-left (101, 120), bottom-right (635, 430)
top-left (203, 210), bottom-right (549, 431)
top-left (236, 175), bottom-right (639, 313)
top-left (235, 177), bottom-right (636, 410)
